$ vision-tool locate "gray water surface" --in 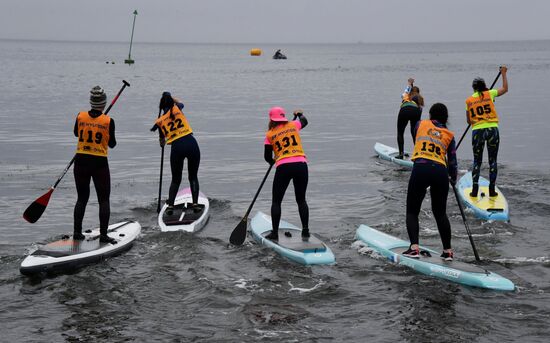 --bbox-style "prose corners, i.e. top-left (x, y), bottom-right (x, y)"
top-left (1, 40), bottom-right (549, 342)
